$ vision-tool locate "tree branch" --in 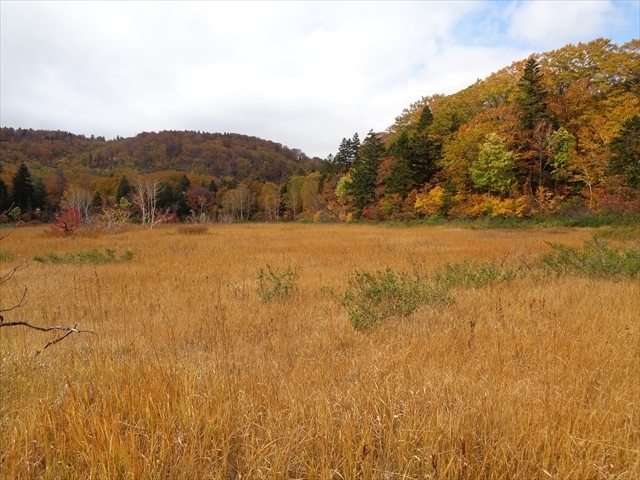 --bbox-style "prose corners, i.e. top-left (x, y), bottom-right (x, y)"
top-left (0, 320), bottom-right (97, 354)
top-left (1, 207), bottom-right (97, 354)
top-left (0, 261), bottom-right (27, 286)
top-left (0, 219), bottom-right (23, 242)
top-left (0, 285), bottom-right (28, 315)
